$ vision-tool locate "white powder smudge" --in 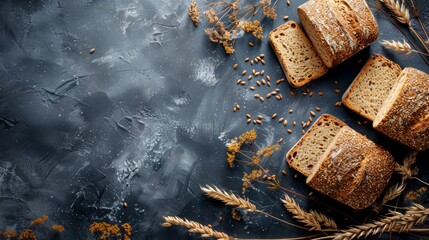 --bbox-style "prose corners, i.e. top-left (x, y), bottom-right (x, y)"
top-left (192, 57), bottom-right (221, 86)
